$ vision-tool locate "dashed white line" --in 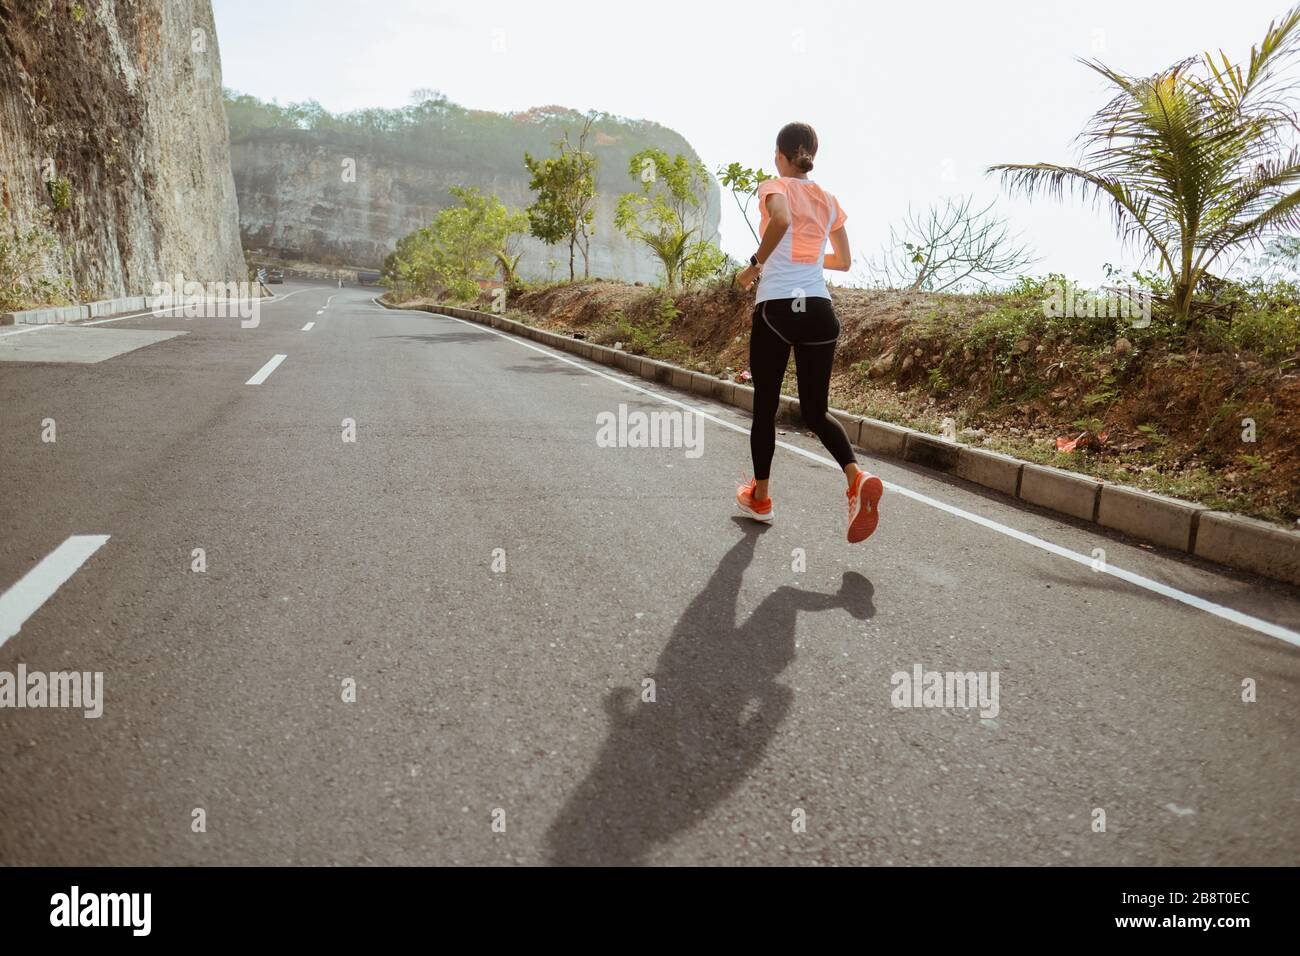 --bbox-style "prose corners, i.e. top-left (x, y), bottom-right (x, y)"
top-left (302, 322), bottom-right (315, 331)
top-left (246, 354), bottom-right (287, 385)
top-left (437, 311), bottom-right (1300, 647)
top-left (0, 535), bottom-right (110, 646)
